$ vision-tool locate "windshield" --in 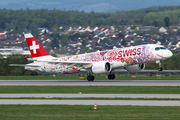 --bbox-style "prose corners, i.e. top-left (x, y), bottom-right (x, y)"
top-left (155, 47), bottom-right (166, 51)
